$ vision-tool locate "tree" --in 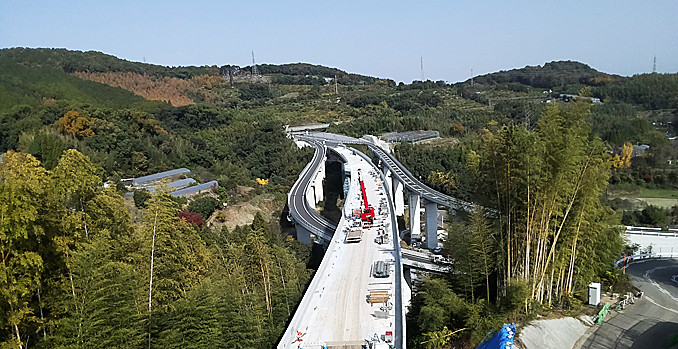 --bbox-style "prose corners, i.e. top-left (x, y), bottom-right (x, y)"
top-left (178, 210), bottom-right (204, 228)
top-left (51, 149), bottom-right (102, 238)
top-left (479, 101), bottom-right (622, 306)
top-left (188, 196), bottom-right (219, 218)
top-left (134, 190), bottom-right (152, 208)
top-left (469, 206), bottom-right (496, 301)
top-left (58, 111), bottom-right (95, 137)
top-left (611, 142), bottom-right (633, 169)
top-left (49, 234), bottom-right (145, 349)
top-left (0, 151), bottom-right (48, 348)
